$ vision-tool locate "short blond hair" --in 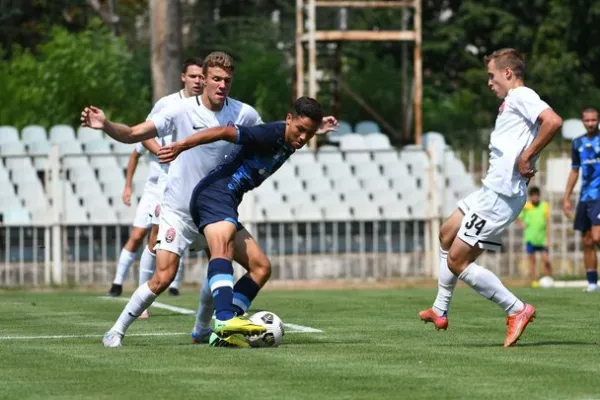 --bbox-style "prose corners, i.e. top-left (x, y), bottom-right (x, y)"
top-left (484, 48), bottom-right (525, 79)
top-left (202, 51), bottom-right (234, 75)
